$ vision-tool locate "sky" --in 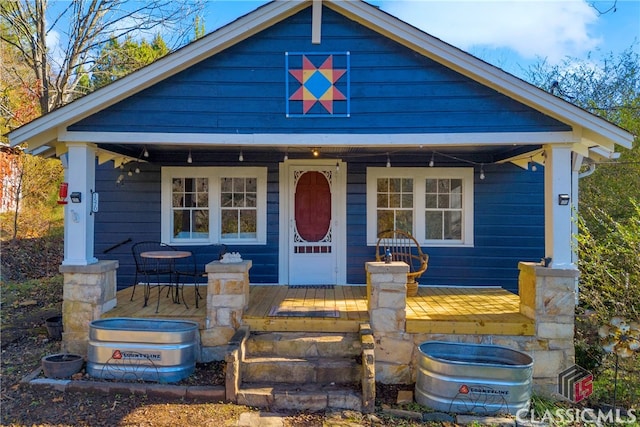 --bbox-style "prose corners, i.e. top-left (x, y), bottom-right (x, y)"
top-left (200, 0), bottom-right (640, 79)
